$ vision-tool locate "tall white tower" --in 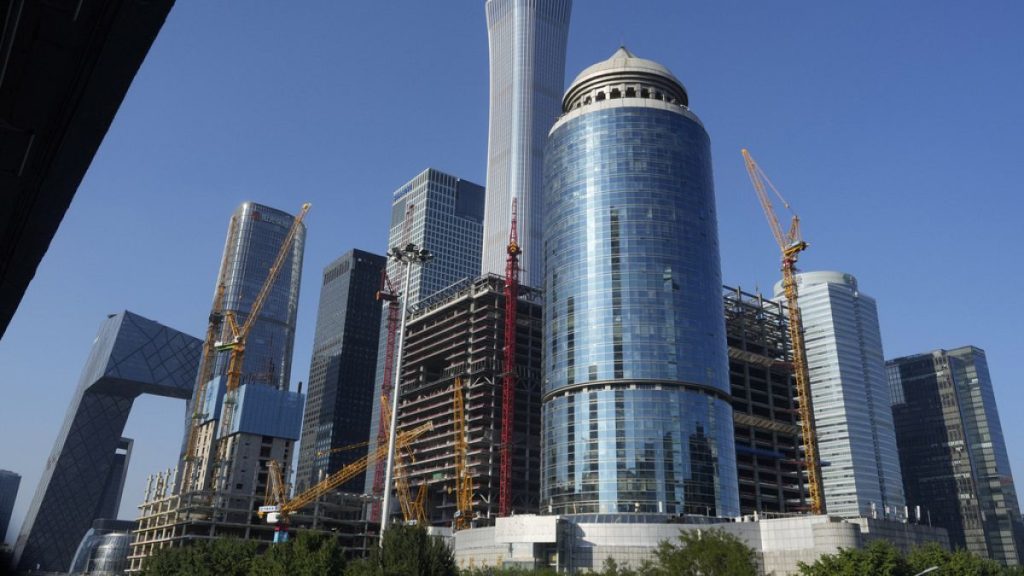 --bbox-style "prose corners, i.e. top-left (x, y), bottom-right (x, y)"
top-left (482, 0), bottom-right (572, 288)
top-left (775, 271), bottom-right (905, 518)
